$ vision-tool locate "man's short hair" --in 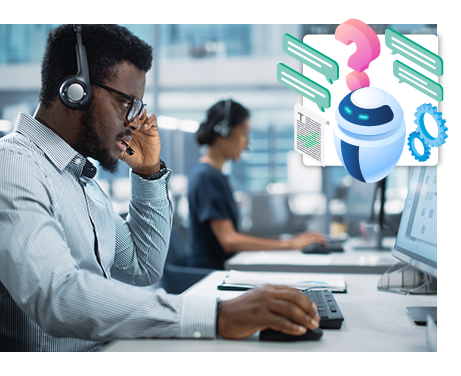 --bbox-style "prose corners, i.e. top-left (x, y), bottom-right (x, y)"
top-left (39, 24), bottom-right (153, 108)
